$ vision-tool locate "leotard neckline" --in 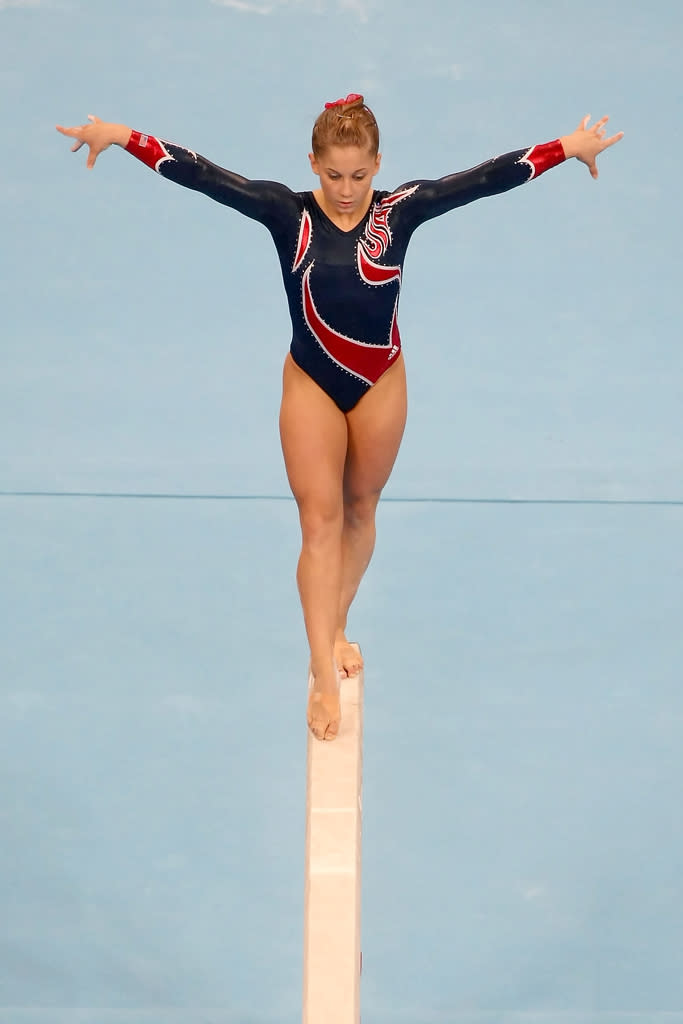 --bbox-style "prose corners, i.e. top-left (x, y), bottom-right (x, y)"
top-left (307, 190), bottom-right (380, 235)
